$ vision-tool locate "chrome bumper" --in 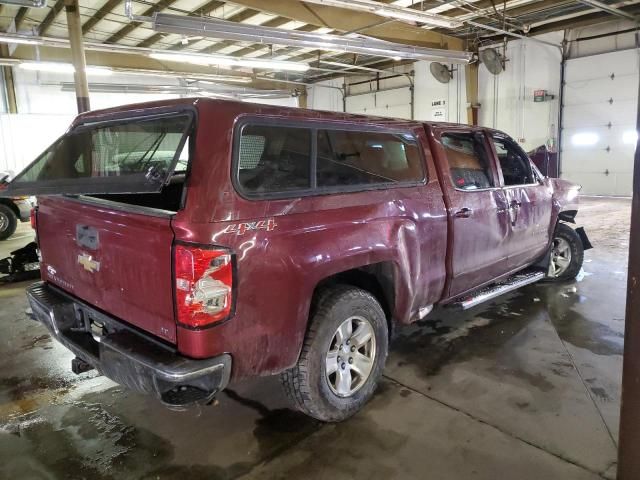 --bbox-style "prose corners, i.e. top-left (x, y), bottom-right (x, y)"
top-left (26, 281), bottom-right (231, 407)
